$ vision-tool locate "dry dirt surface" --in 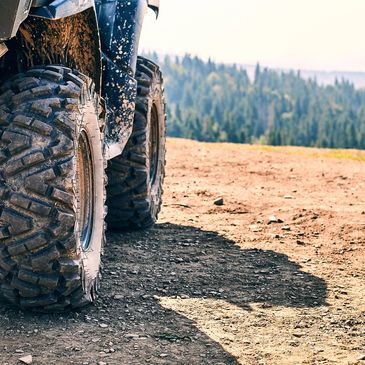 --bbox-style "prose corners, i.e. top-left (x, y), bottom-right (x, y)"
top-left (1, 137), bottom-right (365, 365)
